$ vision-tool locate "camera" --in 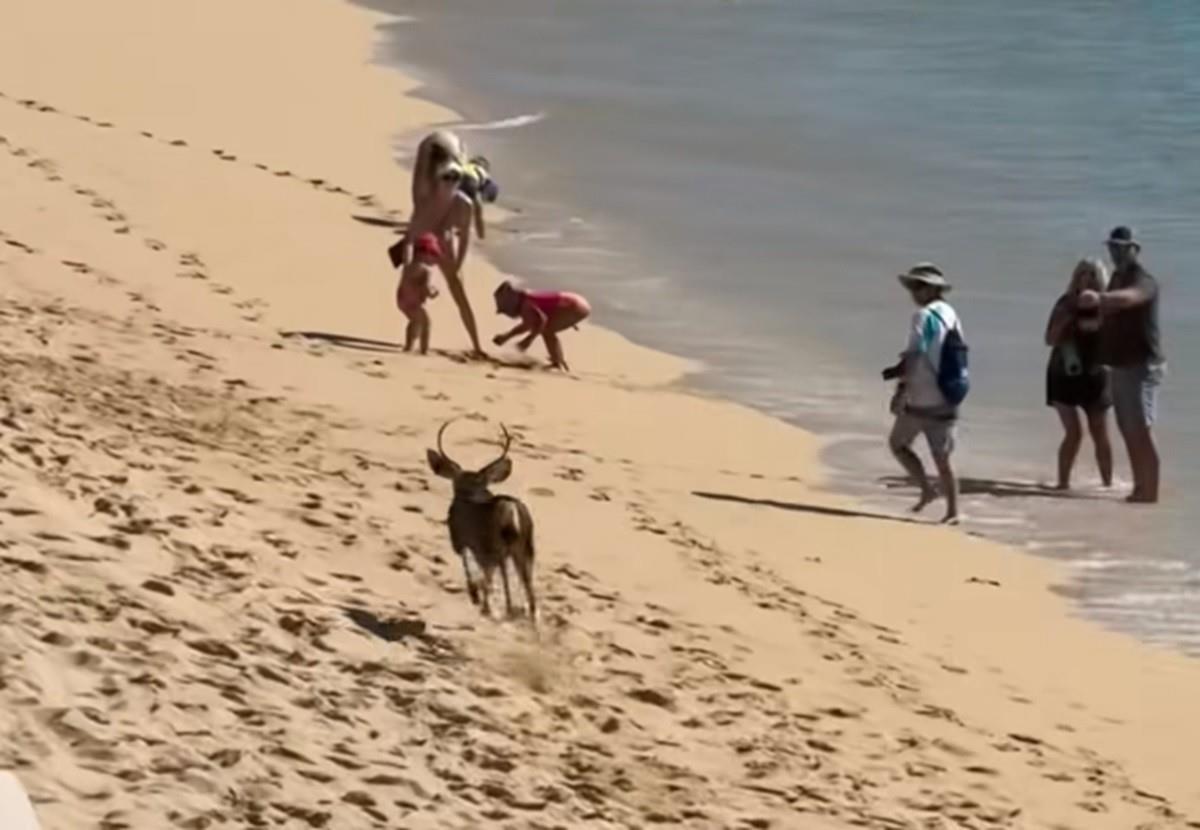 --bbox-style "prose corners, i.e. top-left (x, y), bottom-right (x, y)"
top-left (881, 360), bottom-right (904, 381)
